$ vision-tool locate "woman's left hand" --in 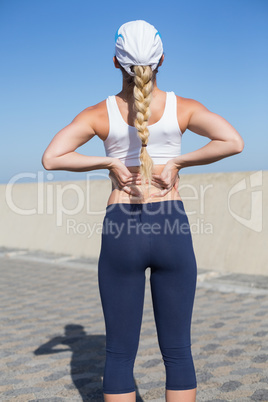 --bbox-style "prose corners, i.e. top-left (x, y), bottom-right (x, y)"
top-left (148, 160), bottom-right (180, 198)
